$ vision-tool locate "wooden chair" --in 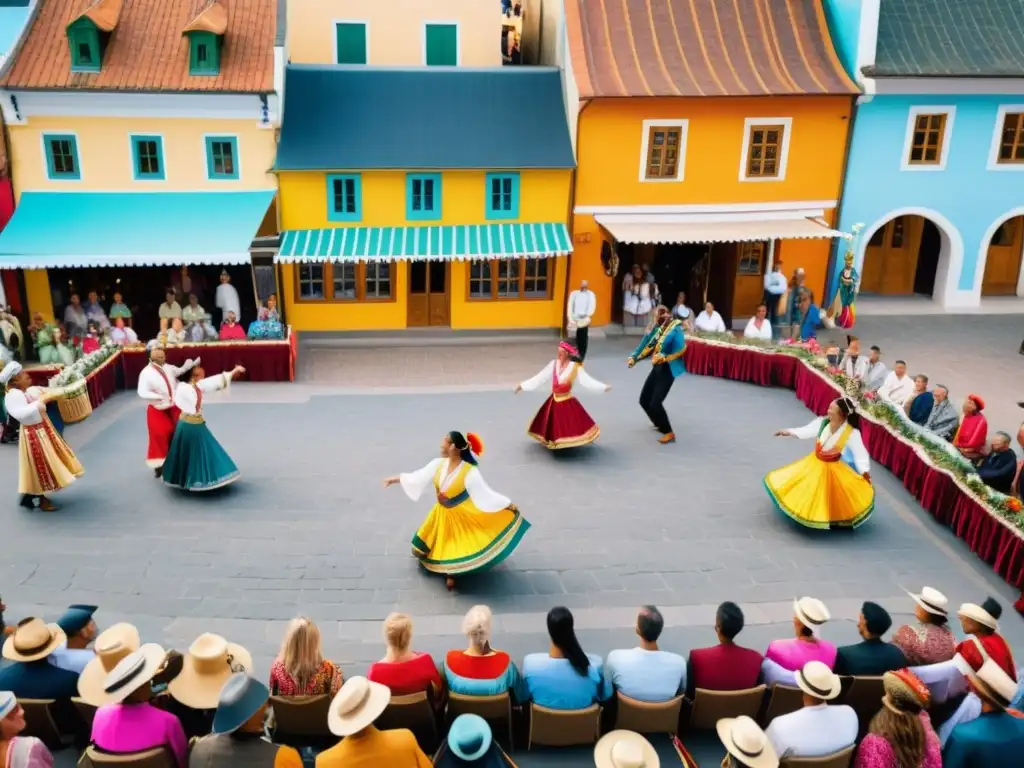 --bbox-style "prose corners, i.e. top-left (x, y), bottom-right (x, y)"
top-left (528, 703), bottom-right (601, 749)
top-left (613, 692), bottom-right (684, 735)
top-left (780, 744), bottom-right (855, 768)
top-left (268, 694), bottom-right (332, 738)
top-left (17, 698), bottom-right (74, 748)
top-left (376, 691), bottom-right (439, 752)
top-left (447, 691), bottom-right (514, 749)
top-left (77, 746), bottom-right (176, 767)
top-left (761, 684), bottom-right (805, 726)
top-left (72, 697), bottom-right (97, 732)
top-left (688, 685), bottom-right (767, 730)
top-left (838, 676), bottom-right (884, 734)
